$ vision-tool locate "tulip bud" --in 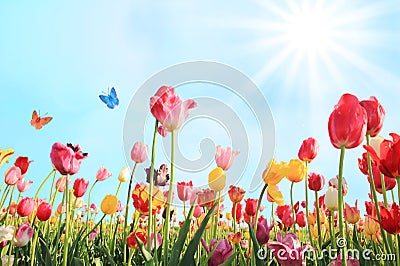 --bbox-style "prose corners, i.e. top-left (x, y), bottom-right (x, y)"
top-left (13, 222), bottom-right (33, 247)
top-left (130, 142), bottom-right (148, 163)
top-left (36, 202), bottom-right (52, 221)
top-left (16, 198), bottom-right (35, 217)
top-left (118, 166), bottom-right (130, 182)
